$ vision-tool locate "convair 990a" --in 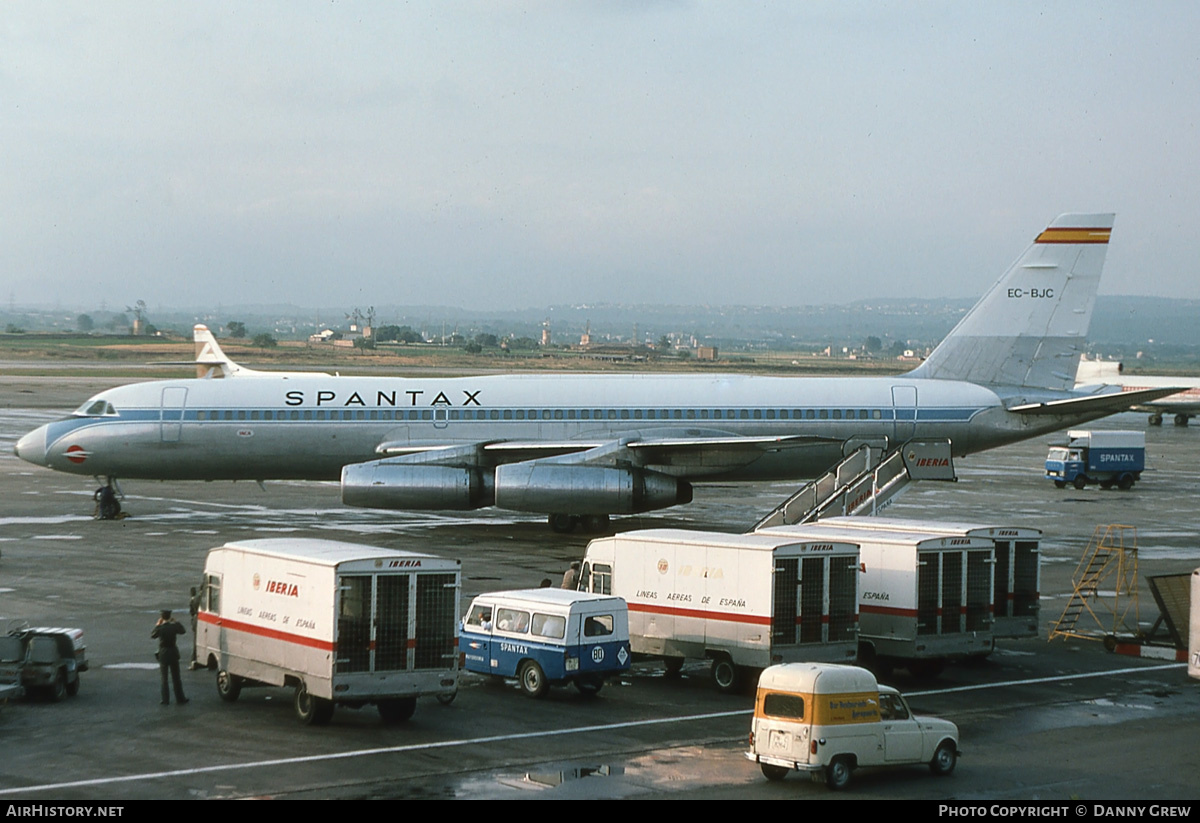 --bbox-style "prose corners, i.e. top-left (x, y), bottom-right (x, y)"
top-left (14, 214), bottom-right (1177, 532)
